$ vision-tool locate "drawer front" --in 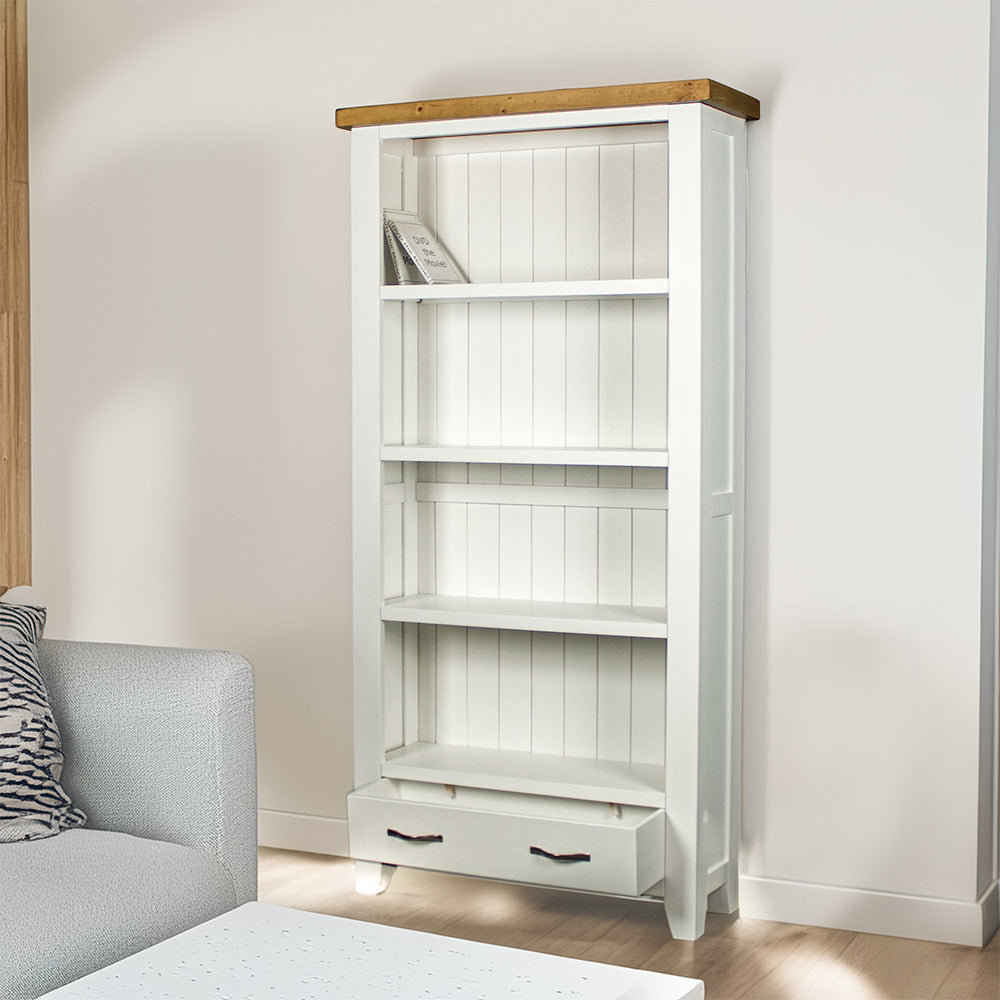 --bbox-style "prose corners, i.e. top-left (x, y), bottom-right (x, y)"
top-left (348, 784), bottom-right (664, 896)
